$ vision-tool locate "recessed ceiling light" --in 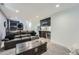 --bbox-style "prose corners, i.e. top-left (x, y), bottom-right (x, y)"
top-left (36, 16), bottom-right (39, 18)
top-left (16, 10), bottom-right (19, 13)
top-left (56, 4), bottom-right (60, 8)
